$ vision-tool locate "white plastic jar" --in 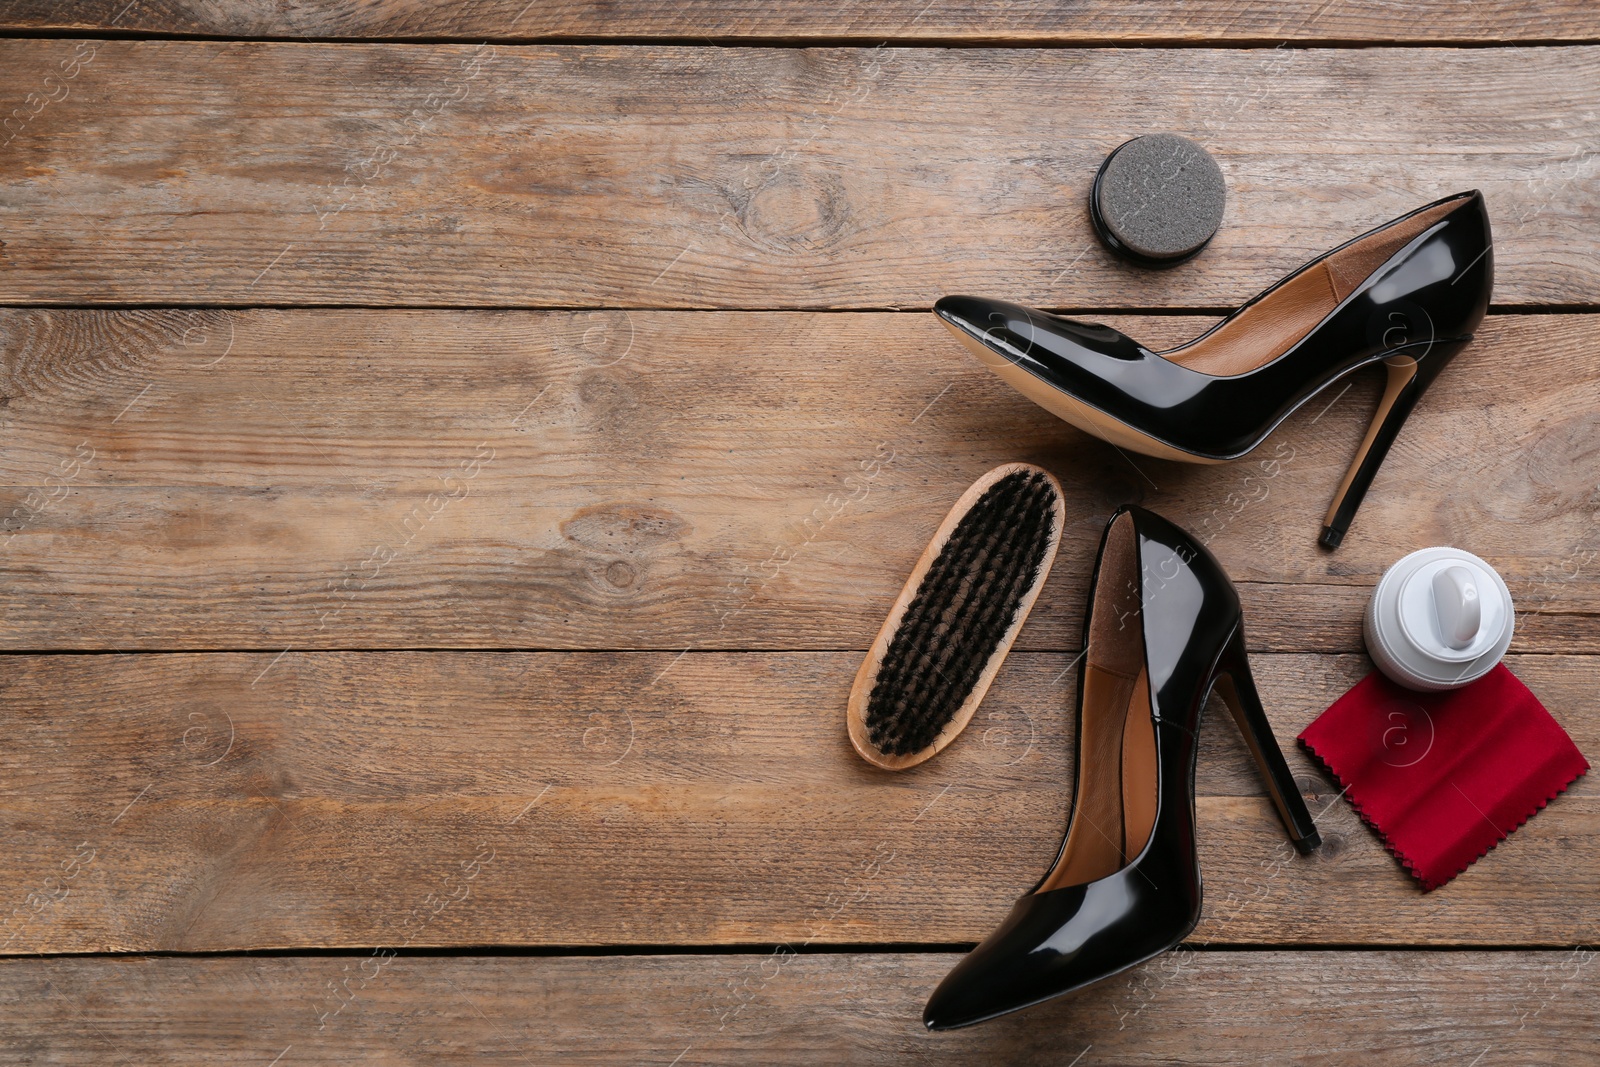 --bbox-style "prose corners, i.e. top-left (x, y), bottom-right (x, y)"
top-left (1364, 547), bottom-right (1515, 691)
